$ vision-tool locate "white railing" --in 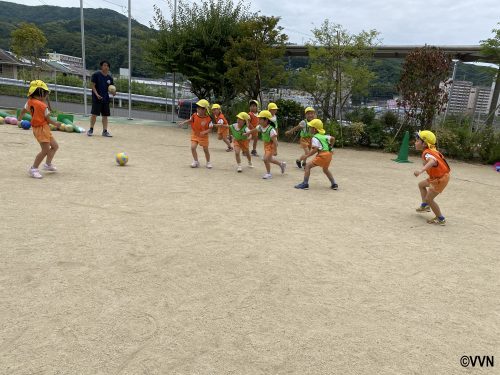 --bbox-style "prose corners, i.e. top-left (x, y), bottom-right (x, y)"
top-left (0, 77), bottom-right (178, 105)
